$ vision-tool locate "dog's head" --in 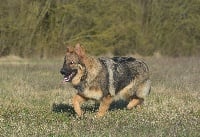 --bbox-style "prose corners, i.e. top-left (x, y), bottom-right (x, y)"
top-left (60, 43), bottom-right (86, 83)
